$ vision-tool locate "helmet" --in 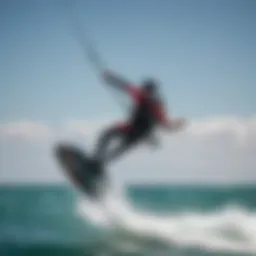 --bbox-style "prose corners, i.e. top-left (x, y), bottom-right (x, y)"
top-left (141, 78), bottom-right (159, 96)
